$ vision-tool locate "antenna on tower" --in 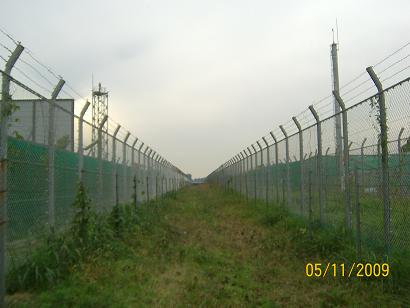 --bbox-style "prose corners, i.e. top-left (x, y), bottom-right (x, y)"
top-left (336, 18), bottom-right (340, 49)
